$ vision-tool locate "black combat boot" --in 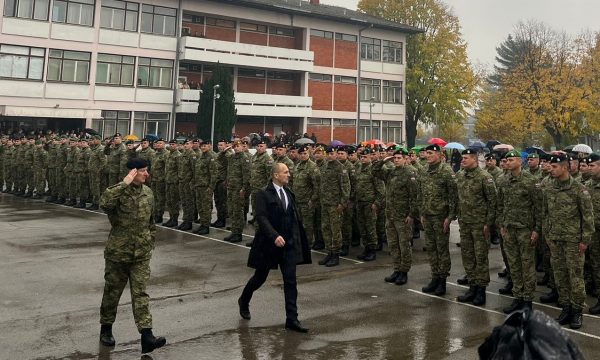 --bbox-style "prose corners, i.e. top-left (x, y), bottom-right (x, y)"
top-left (589, 299), bottom-right (600, 314)
top-left (472, 286), bottom-right (486, 306)
top-left (31, 194), bottom-right (42, 199)
top-left (434, 278), bottom-right (447, 296)
top-left (224, 233), bottom-right (242, 243)
top-left (457, 275), bottom-right (469, 285)
top-left (362, 248), bottom-right (376, 262)
top-left (211, 219), bottom-right (226, 228)
top-left (23, 192), bottom-right (32, 198)
top-left (162, 217), bottom-right (177, 227)
top-left (384, 271), bottom-right (400, 283)
top-left (498, 268), bottom-right (508, 278)
top-left (65, 199), bottom-right (76, 206)
top-left (325, 253), bottom-right (340, 267)
top-left (245, 241), bottom-right (253, 247)
top-left (87, 203), bottom-right (99, 210)
top-left (140, 328), bottom-right (166, 354)
top-left (318, 252), bottom-right (332, 266)
top-left (356, 247), bottom-right (368, 260)
top-left (46, 195), bottom-right (57, 203)
top-left (540, 288), bottom-right (559, 303)
top-left (311, 241), bottom-right (325, 250)
top-left (395, 272), bottom-right (408, 286)
top-left (56, 197), bottom-right (66, 204)
top-left (422, 278), bottom-right (439, 293)
top-left (177, 221), bottom-right (192, 231)
top-left (537, 273), bottom-right (549, 286)
top-left (194, 226), bottom-right (210, 235)
top-left (99, 324), bottom-right (115, 347)
top-left (74, 201), bottom-right (86, 208)
top-left (340, 245), bottom-right (349, 257)
top-left (503, 298), bottom-right (524, 314)
top-left (457, 286), bottom-right (477, 303)
top-left (557, 306), bottom-right (571, 325)
top-left (498, 281), bottom-right (513, 295)
top-left (570, 310), bottom-right (583, 329)
top-left (154, 213), bottom-right (164, 224)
